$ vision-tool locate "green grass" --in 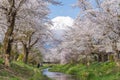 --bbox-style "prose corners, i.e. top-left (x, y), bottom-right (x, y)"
top-left (50, 62), bottom-right (120, 80)
top-left (0, 58), bottom-right (4, 64)
top-left (0, 60), bottom-right (50, 80)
